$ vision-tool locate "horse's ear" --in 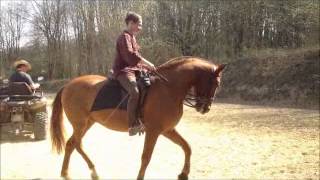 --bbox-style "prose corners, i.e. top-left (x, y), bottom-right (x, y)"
top-left (214, 63), bottom-right (227, 76)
